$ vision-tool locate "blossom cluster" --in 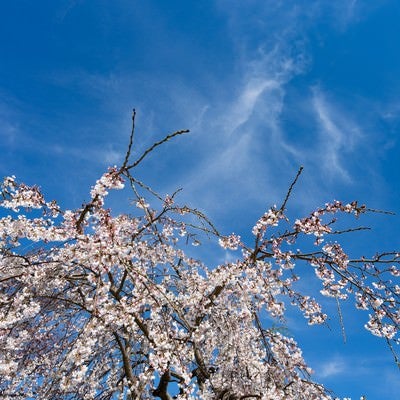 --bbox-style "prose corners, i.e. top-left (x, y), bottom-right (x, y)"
top-left (218, 233), bottom-right (241, 250)
top-left (1, 176), bottom-right (45, 211)
top-left (0, 168), bottom-right (398, 400)
top-left (252, 207), bottom-right (282, 237)
top-left (294, 201), bottom-right (366, 245)
top-left (90, 166), bottom-right (125, 205)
